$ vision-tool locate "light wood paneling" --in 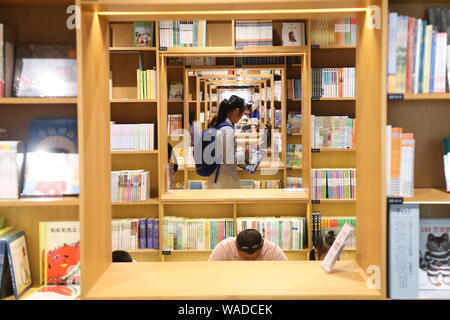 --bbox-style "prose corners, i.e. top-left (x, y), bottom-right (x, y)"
top-left (236, 203), bottom-right (307, 217)
top-left (419, 204), bottom-right (450, 218)
top-left (77, 5), bottom-right (111, 298)
top-left (164, 203), bottom-right (233, 219)
top-left (206, 21), bottom-right (233, 47)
